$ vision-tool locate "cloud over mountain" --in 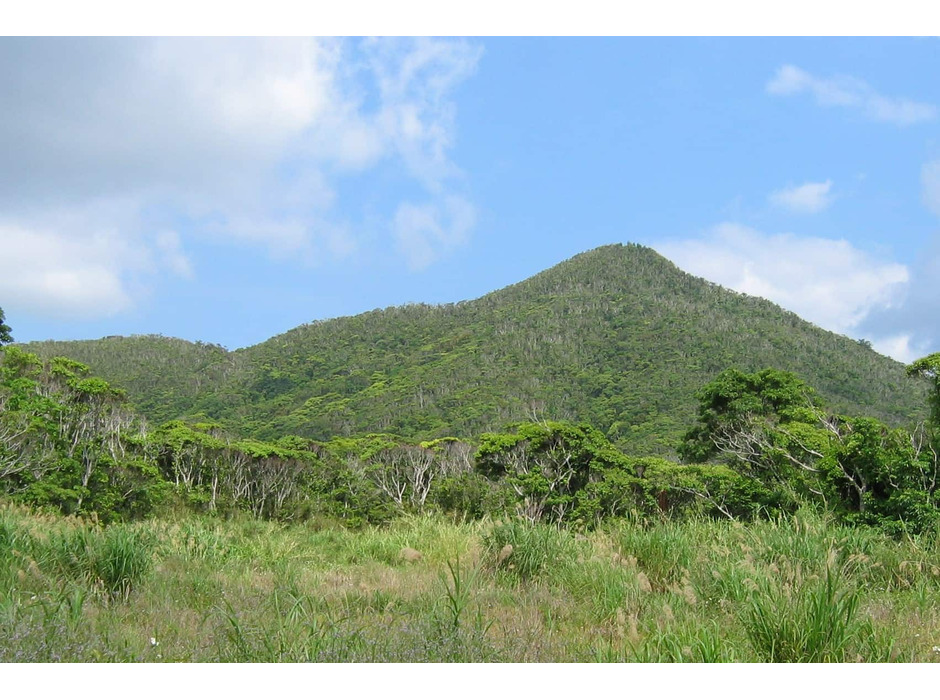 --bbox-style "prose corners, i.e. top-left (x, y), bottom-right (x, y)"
top-left (0, 38), bottom-right (481, 319)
